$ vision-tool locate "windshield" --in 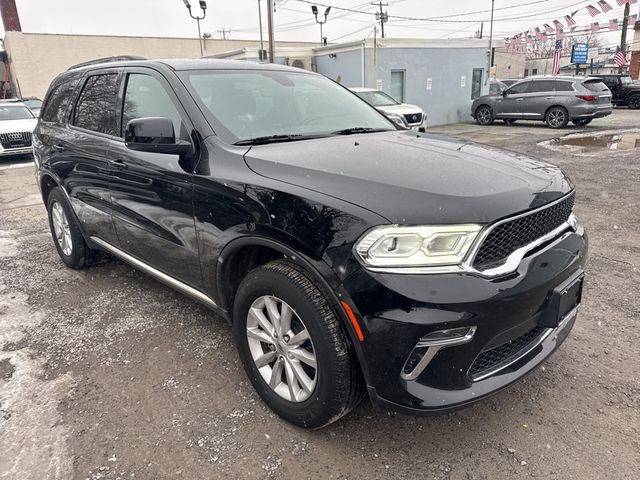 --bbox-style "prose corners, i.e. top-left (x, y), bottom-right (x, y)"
top-left (354, 90), bottom-right (399, 107)
top-left (620, 76), bottom-right (632, 86)
top-left (0, 105), bottom-right (34, 120)
top-left (23, 99), bottom-right (43, 109)
top-left (180, 70), bottom-right (394, 143)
